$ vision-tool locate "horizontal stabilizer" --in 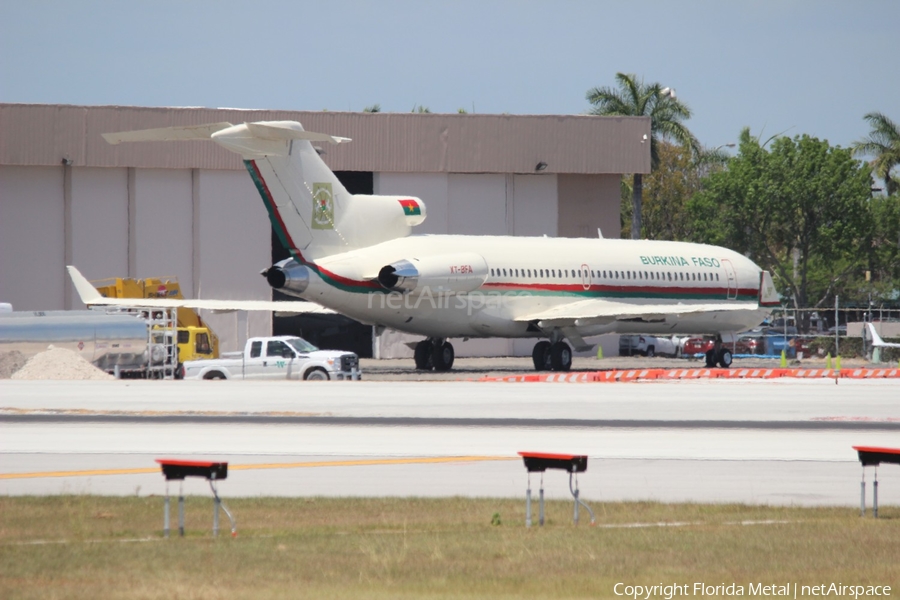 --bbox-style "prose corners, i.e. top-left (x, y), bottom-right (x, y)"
top-left (102, 121), bottom-right (351, 146)
top-left (67, 266), bottom-right (335, 315)
top-left (245, 122), bottom-right (351, 144)
top-left (515, 298), bottom-right (758, 324)
top-left (102, 122), bottom-right (234, 145)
